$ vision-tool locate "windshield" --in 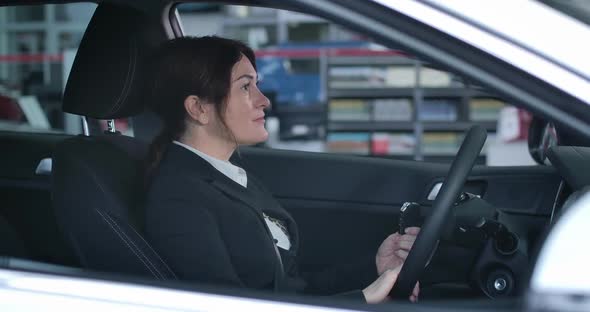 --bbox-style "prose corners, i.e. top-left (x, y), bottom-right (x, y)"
top-left (423, 0), bottom-right (590, 81)
top-left (381, 0), bottom-right (590, 104)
